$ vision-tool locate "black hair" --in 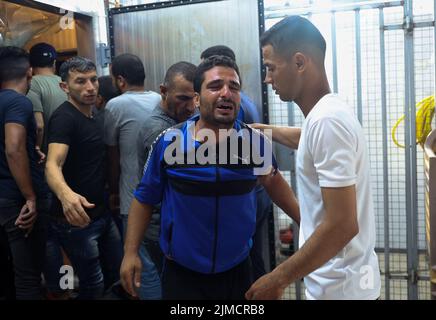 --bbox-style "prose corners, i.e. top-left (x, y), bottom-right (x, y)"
top-left (194, 55), bottom-right (241, 93)
top-left (98, 75), bottom-right (119, 102)
top-left (200, 45), bottom-right (236, 61)
top-left (0, 46), bottom-right (30, 85)
top-left (260, 15), bottom-right (326, 59)
top-left (111, 53), bottom-right (145, 86)
top-left (59, 56), bottom-right (96, 82)
top-left (163, 61), bottom-right (196, 88)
